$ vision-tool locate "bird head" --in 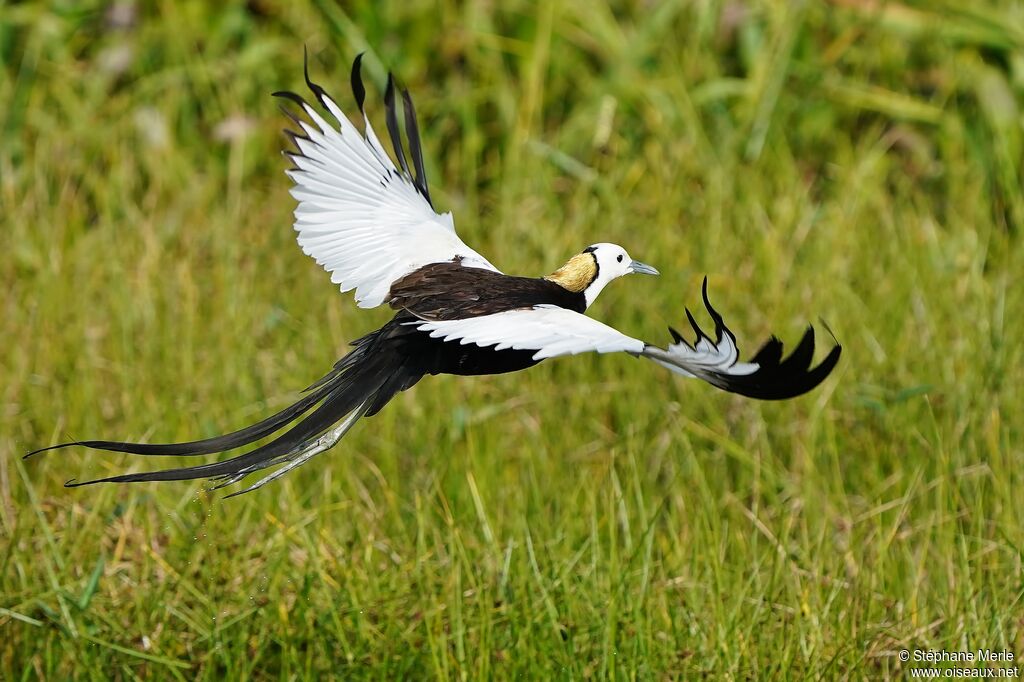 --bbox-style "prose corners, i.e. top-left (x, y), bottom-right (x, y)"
top-left (545, 242), bottom-right (659, 308)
